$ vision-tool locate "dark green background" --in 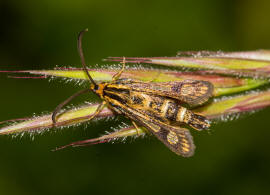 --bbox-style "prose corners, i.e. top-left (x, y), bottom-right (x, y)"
top-left (1, 0), bottom-right (270, 194)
